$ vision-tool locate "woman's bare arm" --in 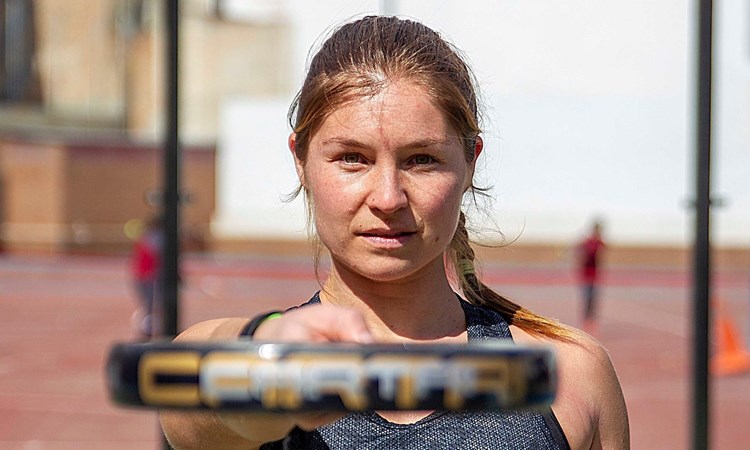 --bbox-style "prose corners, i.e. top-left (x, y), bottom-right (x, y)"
top-left (513, 326), bottom-right (630, 450)
top-left (159, 318), bottom-right (297, 450)
top-left (159, 305), bottom-right (375, 449)
top-left (587, 342), bottom-right (630, 449)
